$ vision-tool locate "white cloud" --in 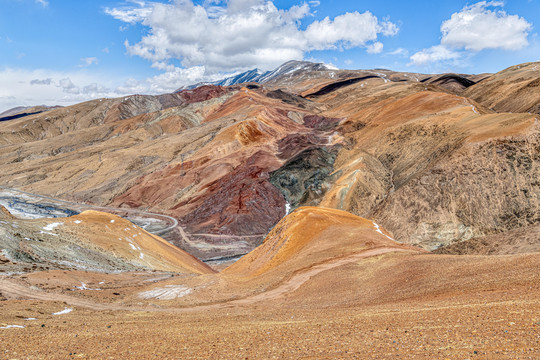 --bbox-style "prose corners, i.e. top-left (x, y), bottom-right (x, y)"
top-left (387, 48), bottom-right (409, 57)
top-left (0, 68), bottom-right (123, 112)
top-left (410, 1), bottom-right (532, 66)
top-left (105, 2), bottom-right (153, 24)
top-left (107, 0), bottom-right (398, 75)
top-left (366, 42), bottom-right (384, 54)
top-left (35, 0), bottom-right (48, 7)
top-left (30, 78), bottom-right (53, 85)
top-left (79, 57), bottom-right (98, 67)
top-left (82, 83), bottom-right (111, 96)
top-left (145, 66), bottom-right (213, 93)
top-left (305, 12), bottom-right (392, 51)
top-left (409, 45), bottom-right (461, 65)
top-left (115, 78), bottom-right (148, 95)
top-left (57, 78), bottom-right (81, 94)
top-left (441, 1), bottom-right (532, 51)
